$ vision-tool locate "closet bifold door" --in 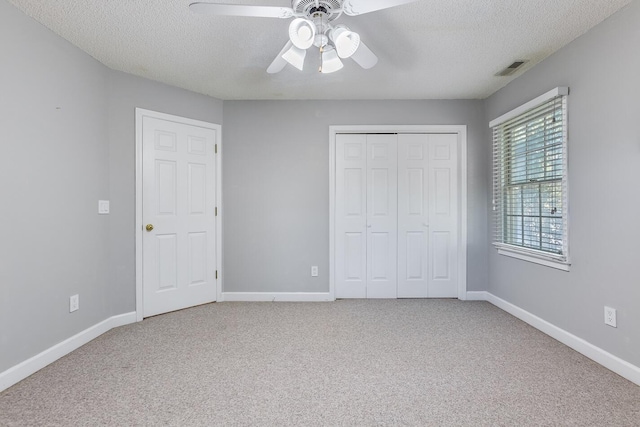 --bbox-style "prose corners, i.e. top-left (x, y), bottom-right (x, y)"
top-left (427, 134), bottom-right (458, 298)
top-left (335, 134), bottom-right (367, 298)
top-left (365, 134), bottom-right (398, 298)
top-left (398, 133), bottom-right (459, 298)
top-left (335, 133), bottom-right (398, 298)
top-left (397, 134), bottom-right (430, 298)
top-left (335, 131), bottom-right (458, 299)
